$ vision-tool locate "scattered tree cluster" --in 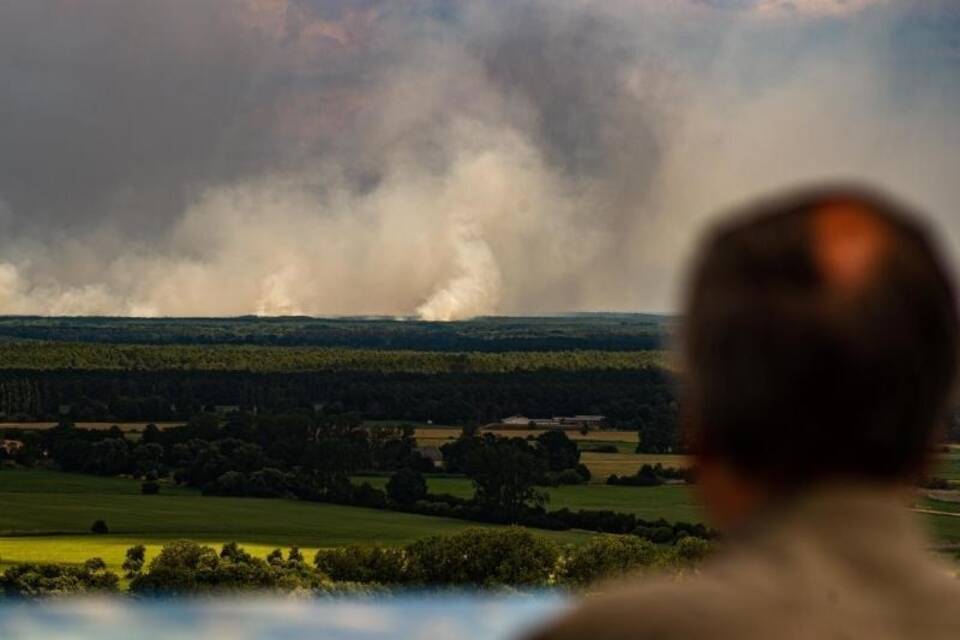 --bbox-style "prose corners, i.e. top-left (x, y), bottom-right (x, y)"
top-left (606, 464), bottom-right (694, 487)
top-left (0, 367), bottom-right (678, 451)
top-left (1, 558), bottom-right (119, 597)
top-left (4, 413), bottom-right (708, 542)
